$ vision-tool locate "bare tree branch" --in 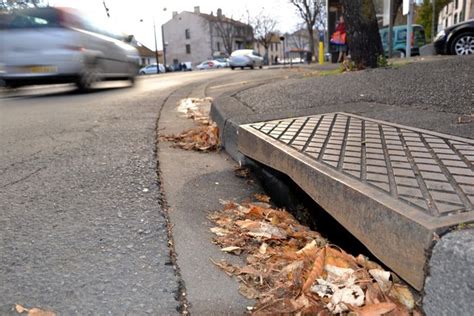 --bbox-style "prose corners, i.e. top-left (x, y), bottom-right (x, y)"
top-left (289, 0), bottom-right (325, 62)
top-left (251, 10), bottom-right (279, 63)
